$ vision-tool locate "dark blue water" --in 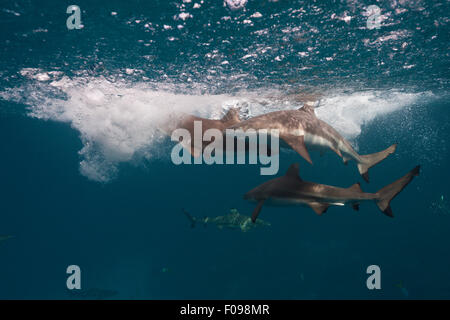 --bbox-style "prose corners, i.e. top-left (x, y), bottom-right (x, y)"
top-left (0, 0), bottom-right (449, 299)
